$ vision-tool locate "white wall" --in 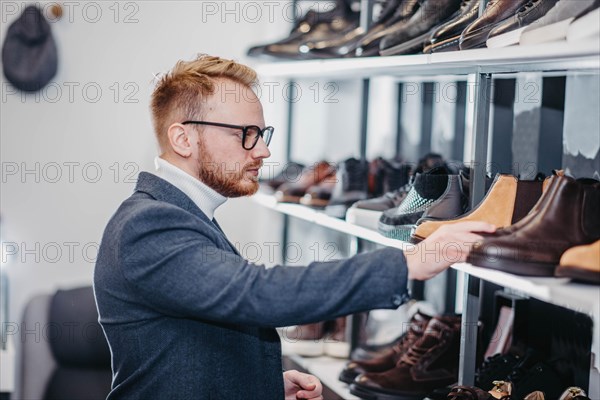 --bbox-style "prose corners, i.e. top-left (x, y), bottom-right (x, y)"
top-left (0, 1), bottom-right (298, 350)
